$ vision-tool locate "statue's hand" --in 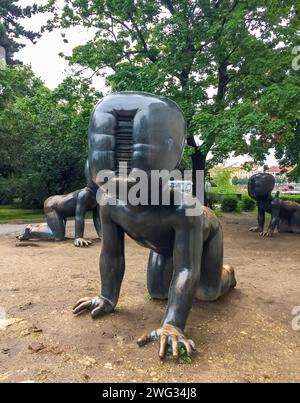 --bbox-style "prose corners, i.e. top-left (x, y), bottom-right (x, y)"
top-left (262, 230), bottom-right (273, 238)
top-left (74, 238), bottom-right (92, 247)
top-left (73, 296), bottom-right (114, 318)
top-left (137, 324), bottom-right (196, 359)
top-left (249, 226), bottom-right (259, 232)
